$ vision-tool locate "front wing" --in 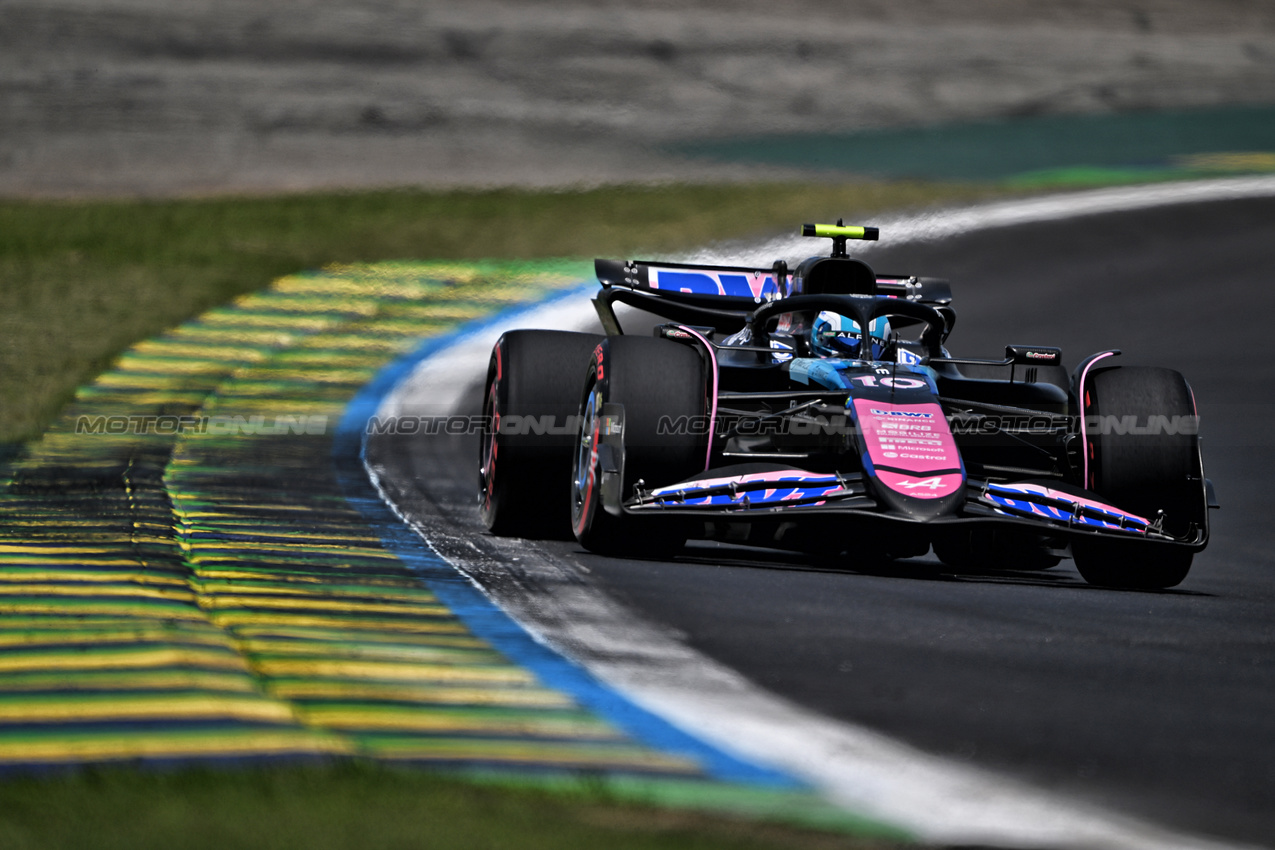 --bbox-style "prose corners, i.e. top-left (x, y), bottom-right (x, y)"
top-left (623, 468), bottom-right (1205, 549)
